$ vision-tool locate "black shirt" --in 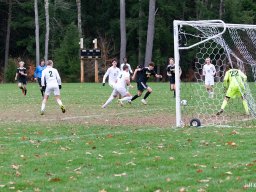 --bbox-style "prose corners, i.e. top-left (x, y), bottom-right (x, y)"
top-left (137, 67), bottom-right (156, 82)
top-left (167, 64), bottom-right (175, 76)
top-left (16, 67), bottom-right (27, 81)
